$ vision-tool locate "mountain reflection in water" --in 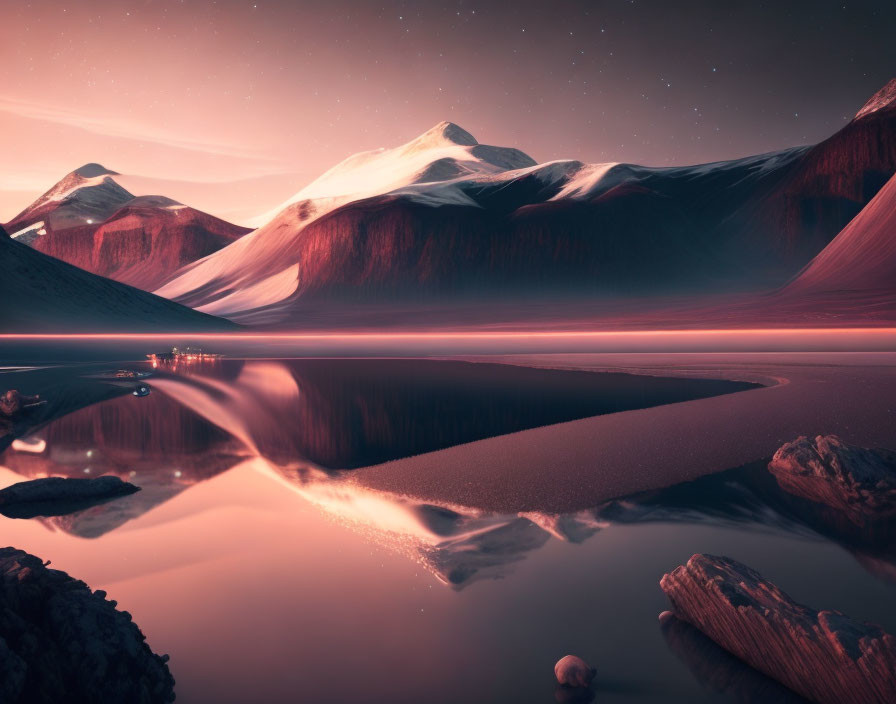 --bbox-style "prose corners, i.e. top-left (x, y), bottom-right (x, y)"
top-left (145, 358), bottom-right (758, 469)
top-left (0, 356), bottom-right (759, 497)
